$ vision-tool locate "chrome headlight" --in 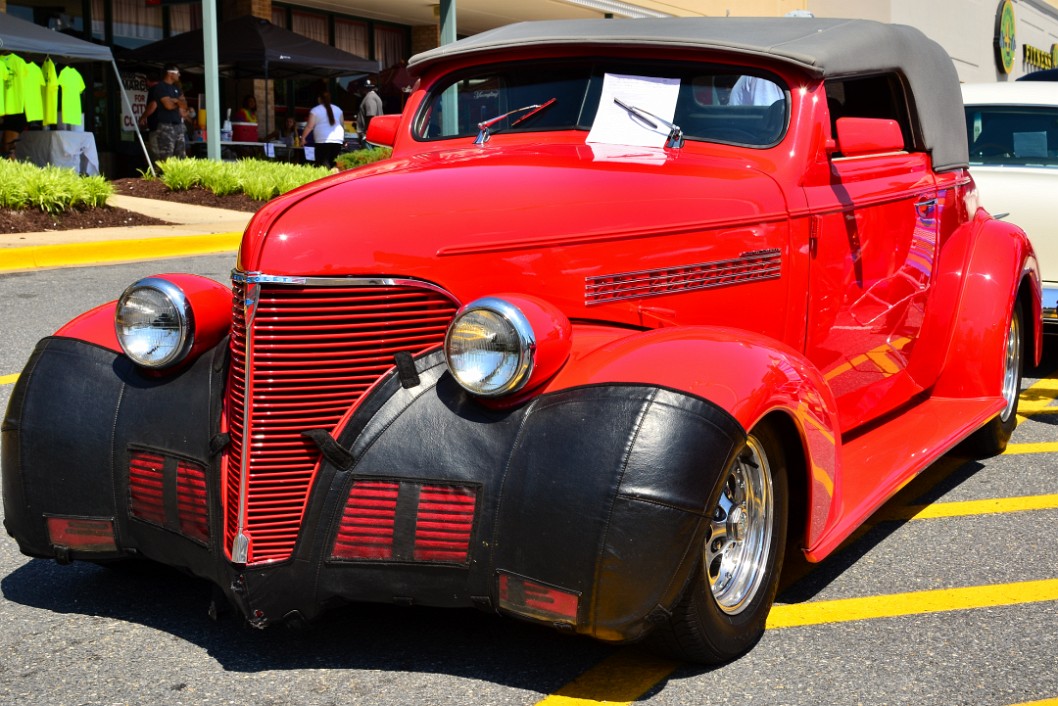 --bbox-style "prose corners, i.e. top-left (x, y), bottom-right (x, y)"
top-left (114, 277), bottom-right (194, 369)
top-left (445, 297), bottom-right (535, 397)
